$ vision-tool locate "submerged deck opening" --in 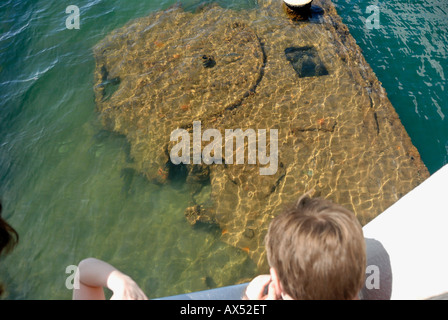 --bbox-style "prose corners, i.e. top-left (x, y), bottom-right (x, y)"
top-left (285, 46), bottom-right (329, 78)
